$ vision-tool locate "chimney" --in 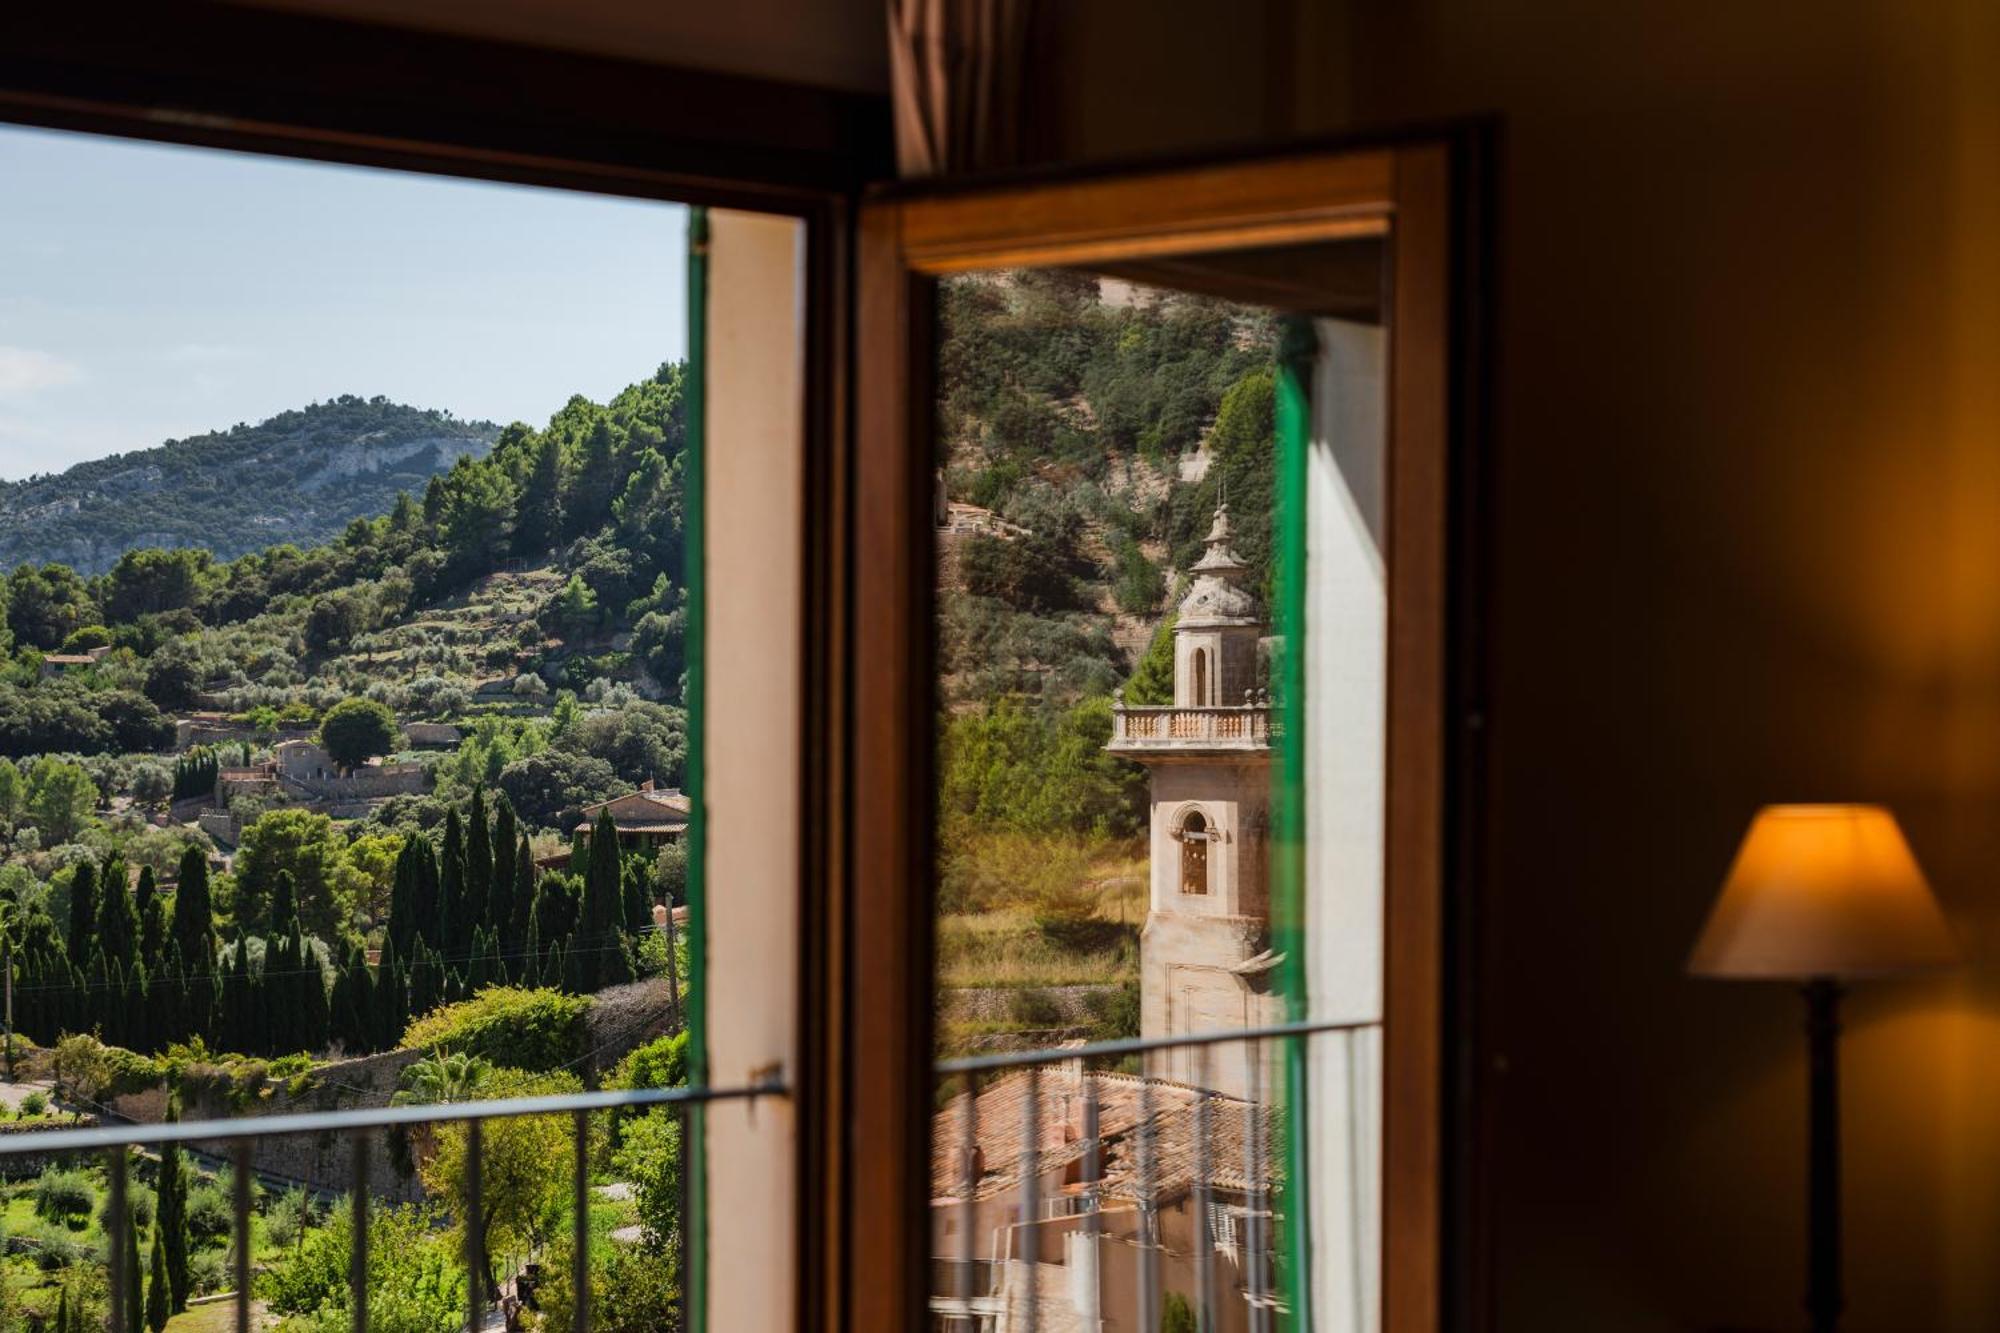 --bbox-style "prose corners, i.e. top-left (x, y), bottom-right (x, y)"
top-left (641, 778), bottom-right (655, 792)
